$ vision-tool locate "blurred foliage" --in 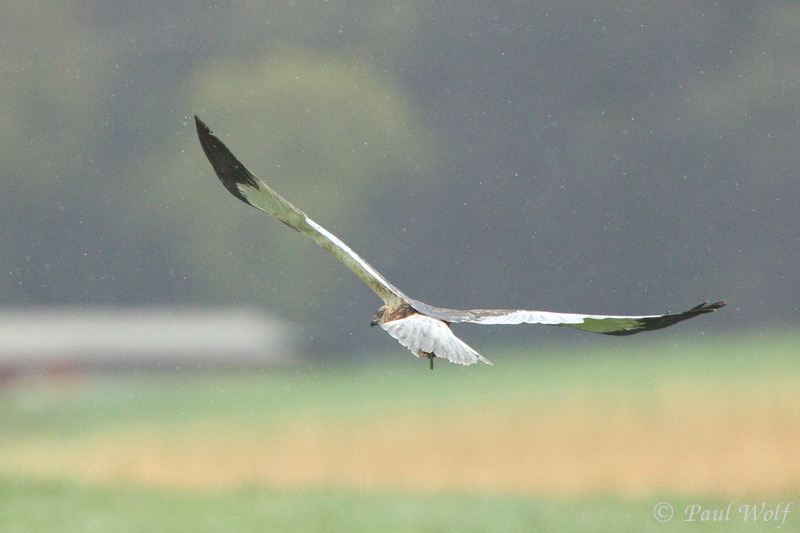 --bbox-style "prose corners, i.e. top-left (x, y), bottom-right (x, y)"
top-left (141, 52), bottom-right (439, 330)
top-left (0, 1), bottom-right (797, 350)
top-left (1, 332), bottom-right (798, 527)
